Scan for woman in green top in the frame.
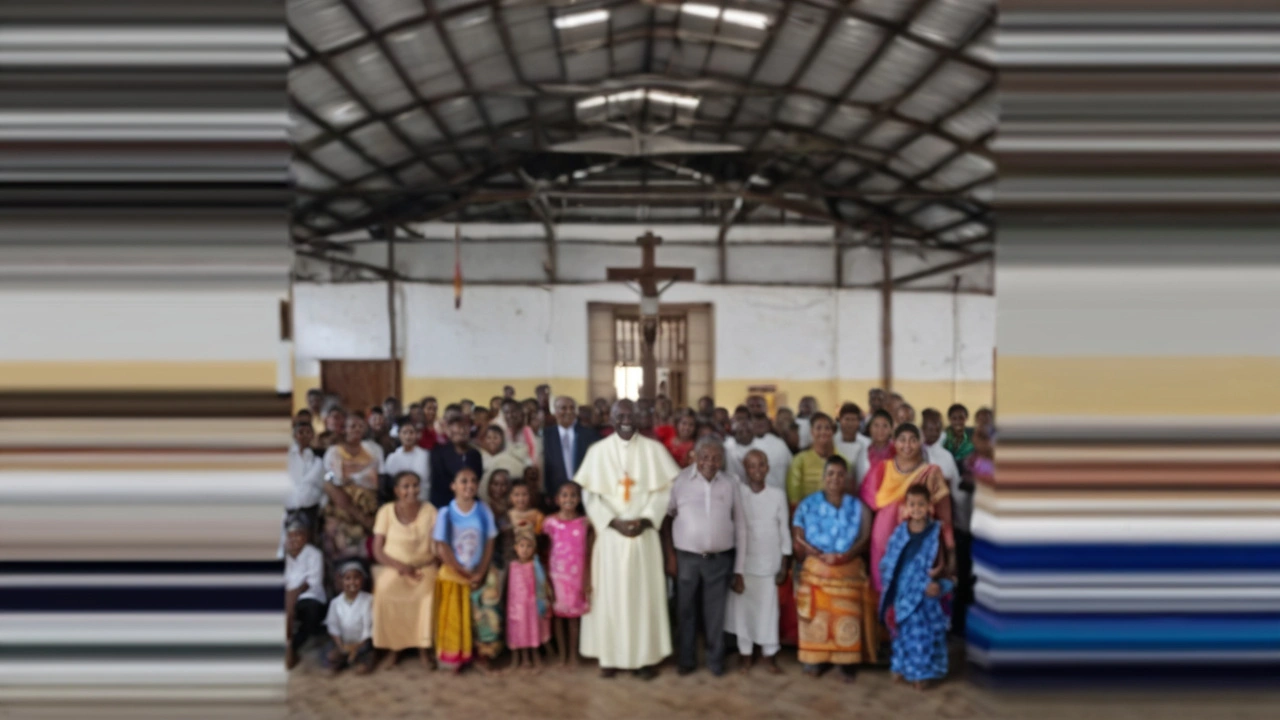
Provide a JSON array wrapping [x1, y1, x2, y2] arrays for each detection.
[[785, 413, 847, 507], [943, 404, 975, 465]]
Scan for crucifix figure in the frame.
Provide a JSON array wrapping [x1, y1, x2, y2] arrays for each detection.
[[606, 231, 695, 401]]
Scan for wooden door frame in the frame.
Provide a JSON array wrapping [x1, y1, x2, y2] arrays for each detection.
[[587, 302, 715, 406], [319, 359, 402, 412]]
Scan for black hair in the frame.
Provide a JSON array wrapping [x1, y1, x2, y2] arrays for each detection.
[[894, 422, 922, 440], [947, 403, 969, 418], [393, 470, 421, 485], [823, 455, 849, 473], [293, 419, 312, 430], [383, 396, 399, 404], [444, 403, 462, 414], [838, 402, 862, 419], [921, 407, 943, 422], [368, 406, 384, 415], [809, 411, 834, 429], [905, 485, 932, 502], [867, 409, 894, 428]]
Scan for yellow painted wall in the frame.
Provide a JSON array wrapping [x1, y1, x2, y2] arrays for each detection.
[[295, 373, 994, 416], [0, 361, 278, 391], [715, 379, 993, 415], [998, 356, 1280, 418]]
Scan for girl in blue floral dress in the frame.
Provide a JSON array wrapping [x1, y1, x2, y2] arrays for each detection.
[[878, 485, 955, 689]]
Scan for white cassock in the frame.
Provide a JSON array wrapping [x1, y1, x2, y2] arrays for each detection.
[[725, 484, 791, 655], [576, 432, 679, 670]]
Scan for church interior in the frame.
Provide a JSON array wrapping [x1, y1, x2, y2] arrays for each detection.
[[1, 0, 1275, 718]]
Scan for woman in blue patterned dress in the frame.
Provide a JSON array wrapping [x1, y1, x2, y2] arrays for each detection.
[[878, 485, 955, 689]]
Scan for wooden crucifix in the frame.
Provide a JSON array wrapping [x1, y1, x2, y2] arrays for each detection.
[[606, 231, 696, 401]]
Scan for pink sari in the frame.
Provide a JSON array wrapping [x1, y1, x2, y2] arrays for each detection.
[[859, 459, 953, 593]]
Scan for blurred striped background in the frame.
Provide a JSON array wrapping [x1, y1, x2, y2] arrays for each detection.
[[975, 0, 1280, 687], [0, 0, 292, 713]]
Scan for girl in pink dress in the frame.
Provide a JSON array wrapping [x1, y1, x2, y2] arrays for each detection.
[[542, 482, 593, 667], [505, 529, 552, 671]]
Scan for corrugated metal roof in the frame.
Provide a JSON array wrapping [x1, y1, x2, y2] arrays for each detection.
[[289, 0, 995, 252]]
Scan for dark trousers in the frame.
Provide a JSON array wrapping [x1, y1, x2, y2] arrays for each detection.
[[291, 598, 327, 653], [953, 529, 974, 635], [321, 638, 374, 671], [676, 549, 734, 672]]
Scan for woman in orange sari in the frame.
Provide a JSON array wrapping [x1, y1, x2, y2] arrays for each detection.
[[859, 423, 953, 594], [791, 455, 875, 682]]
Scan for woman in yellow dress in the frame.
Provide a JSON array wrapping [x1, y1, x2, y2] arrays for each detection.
[[371, 471, 440, 670]]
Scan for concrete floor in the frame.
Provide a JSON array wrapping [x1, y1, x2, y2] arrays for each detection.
[[287, 645, 991, 720], [286, 645, 1280, 720]]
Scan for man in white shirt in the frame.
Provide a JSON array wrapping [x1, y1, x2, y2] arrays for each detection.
[[282, 420, 325, 558], [833, 403, 869, 479], [722, 419, 755, 482], [921, 408, 966, 531], [794, 396, 818, 450], [662, 438, 748, 677], [383, 423, 431, 503], [284, 520, 326, 669], [749, 414, 792, 493]]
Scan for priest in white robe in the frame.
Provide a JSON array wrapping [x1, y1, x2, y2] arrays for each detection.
[[576, 399, 679, 678], [725, 449, 792, 673]]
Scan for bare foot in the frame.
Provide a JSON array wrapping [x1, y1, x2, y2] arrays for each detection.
[[913, 680, 926, 691], [803, 665, 821, 678], [765, 657, 783, 675], [892, 673, 905, 685], [842, 672, 858, 685], [285, 646, 298, 670], [378, 651, 399, 672], [739, 655, 753, 674], [418, 649, 436, 671], [327, 667, 341, 677], [353, 664, 371, 676]]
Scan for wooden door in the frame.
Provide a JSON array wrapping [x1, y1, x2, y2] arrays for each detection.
[[320, 360, 401, 415]]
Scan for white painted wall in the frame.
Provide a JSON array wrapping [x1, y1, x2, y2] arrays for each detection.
[[312, 222, 992, 291], [292, 281, 995, 384], [0, 288, 283, 362]]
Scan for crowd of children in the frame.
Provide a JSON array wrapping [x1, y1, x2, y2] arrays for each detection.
[[284, 386, 993, 687]]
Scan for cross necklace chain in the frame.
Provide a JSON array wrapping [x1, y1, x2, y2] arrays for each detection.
[[616, 436, 636, 504]]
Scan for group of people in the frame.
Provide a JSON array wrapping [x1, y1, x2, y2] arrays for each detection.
[[284, 384, 994, 689]]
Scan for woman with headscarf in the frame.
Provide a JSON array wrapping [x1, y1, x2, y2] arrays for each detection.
[[858, 423, 953, 594]]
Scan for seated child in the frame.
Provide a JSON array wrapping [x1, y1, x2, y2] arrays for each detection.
[[432, 467, 499, 673], [505, 529, 552, 672], [879, 485, 955, 689], [323, 561, 374, 675], [284, 520, 327, 669]]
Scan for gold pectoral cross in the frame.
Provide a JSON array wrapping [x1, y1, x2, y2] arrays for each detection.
[[619, 474, 636, 504]]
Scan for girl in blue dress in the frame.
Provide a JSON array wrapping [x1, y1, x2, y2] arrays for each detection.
[[878, 485, 955, 689]]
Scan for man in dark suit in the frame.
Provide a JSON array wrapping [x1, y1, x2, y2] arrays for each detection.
[[542, 395, 600, 511]]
